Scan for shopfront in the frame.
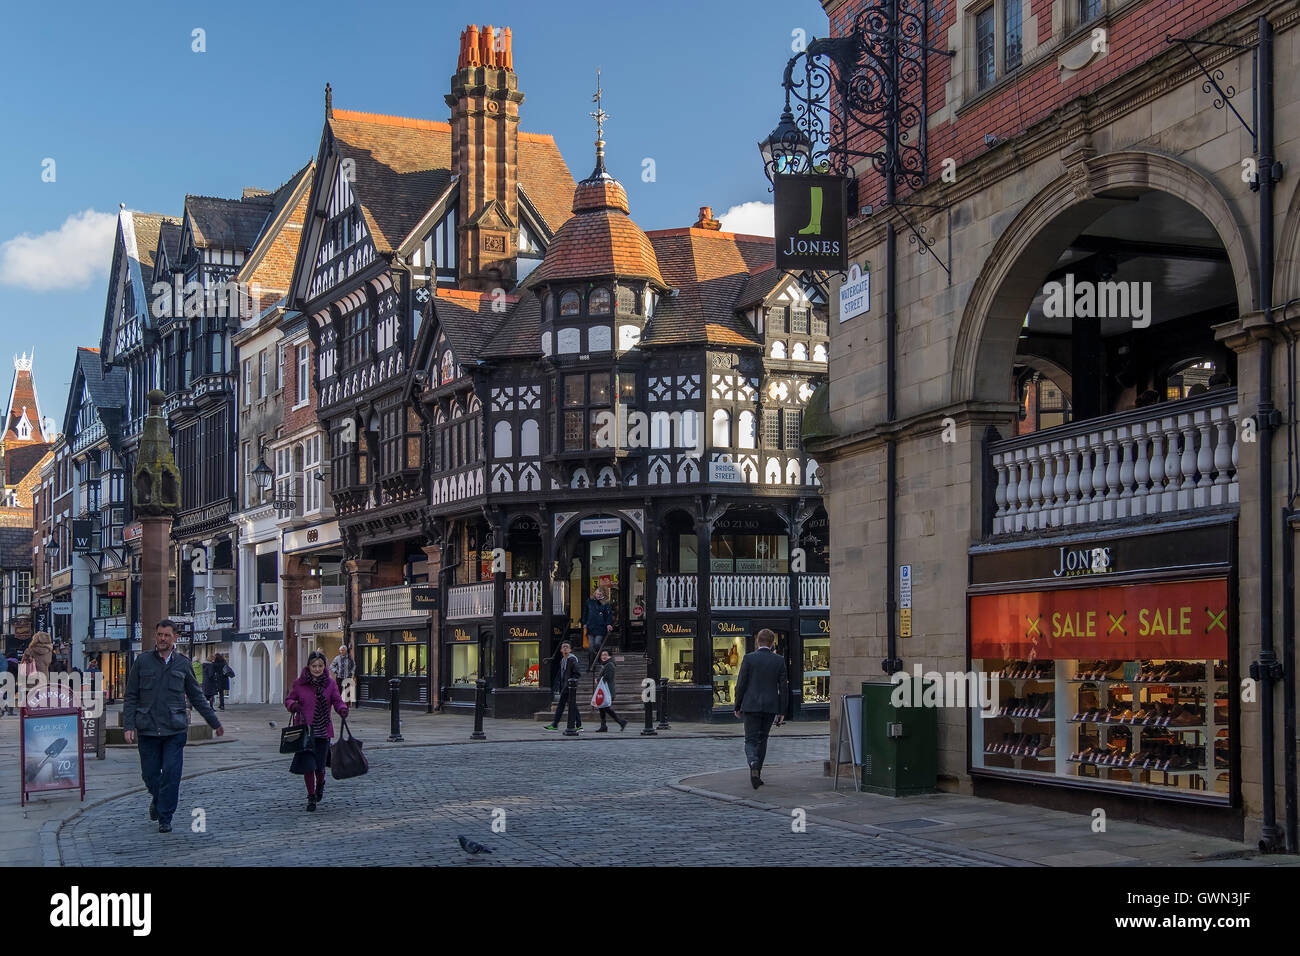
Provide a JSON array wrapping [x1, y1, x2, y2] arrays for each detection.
[[798, 616, 831, 716], [355, 627, 431, 707], [83, 638, 127, 702], [228, 630, 283, 704], [967, 520, 1239, 836]]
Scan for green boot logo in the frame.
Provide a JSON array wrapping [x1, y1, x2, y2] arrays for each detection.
[[798, 185, 824, 235]]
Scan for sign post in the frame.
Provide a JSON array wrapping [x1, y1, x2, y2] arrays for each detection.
[[838, 262, 871, 322], [899, 565, 912, 638]]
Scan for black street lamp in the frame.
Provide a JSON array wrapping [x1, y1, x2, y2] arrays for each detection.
[[253, 457, 273, 493]]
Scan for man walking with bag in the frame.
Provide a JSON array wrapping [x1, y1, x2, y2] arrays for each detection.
[[330, 644, 355, 693], [733, 628, 789, 789], [124, 619, 224, 832]]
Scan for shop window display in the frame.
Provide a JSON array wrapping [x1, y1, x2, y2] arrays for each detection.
[[660, 638, 693, 682], [508, 642, 540, 686], [359, 645, 386, 677], [449, 644, 477, 686], [712, 635, 744, 706], [973, 656, 1231, 797], [396, 643, 427, 677], [802, 637, 830, 704]]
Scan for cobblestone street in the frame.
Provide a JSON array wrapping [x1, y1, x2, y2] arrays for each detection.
[[54, 733, 992, 867]]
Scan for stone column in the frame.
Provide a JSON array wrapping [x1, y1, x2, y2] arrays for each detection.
[[139, 516, 173, 653], [280, 555, 314, 693]]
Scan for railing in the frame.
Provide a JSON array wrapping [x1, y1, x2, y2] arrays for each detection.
[[359, 585, 418, 621], [712, 574, 789, 611], [990, 391, 1239, 535], [657, 574, 698, 612], [447, 582, 493, 620], [248, 602, 280, 629], [301, 586, 346, 614], [798, 574, 831, 609], [504, 580, 541, 615]]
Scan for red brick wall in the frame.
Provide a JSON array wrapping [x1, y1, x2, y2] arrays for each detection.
[[826, 0, 1252, 205]]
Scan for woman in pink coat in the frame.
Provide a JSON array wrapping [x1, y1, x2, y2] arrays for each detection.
[[284, 650, 348, 811]]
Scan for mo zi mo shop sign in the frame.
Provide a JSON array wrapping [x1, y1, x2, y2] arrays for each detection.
[[774, 174, 848, 270]]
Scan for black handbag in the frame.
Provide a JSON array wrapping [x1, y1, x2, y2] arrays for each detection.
[[279, 715, 313, 754], [330, 717, 368, 780]]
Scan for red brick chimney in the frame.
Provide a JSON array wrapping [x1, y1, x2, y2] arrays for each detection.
[[446, 24, 522, 291], [695, 205, 721, 230]]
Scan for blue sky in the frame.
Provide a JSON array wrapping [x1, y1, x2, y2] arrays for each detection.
[[0, 0, 819, 417]]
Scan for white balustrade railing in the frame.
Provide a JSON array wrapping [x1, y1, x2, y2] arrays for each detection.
[[990, 392, 1239, 535], [446, 582, 493, 620], [712, 574, 790, 611], [798, 574, 830, 609], [248, 602, 281, 629], [504, 580, 542, 615], [301, 586, 346, 614], [657, 575, 698, 612], [359, 585, 416, 621]]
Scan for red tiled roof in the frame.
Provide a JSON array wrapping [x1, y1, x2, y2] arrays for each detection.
[[525, 176, 663, 286]]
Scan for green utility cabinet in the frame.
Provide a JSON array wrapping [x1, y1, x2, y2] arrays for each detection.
[[860, 680, 938, 795]]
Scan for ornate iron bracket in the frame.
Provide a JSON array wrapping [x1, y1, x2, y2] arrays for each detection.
[[886, 200, 951, 282], [1165, 34, 1257, 146]]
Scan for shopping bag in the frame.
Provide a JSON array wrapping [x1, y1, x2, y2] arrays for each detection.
[[590, 679, 611, 709], [330, 717, 369, 780], [279, 716, 313, 754]]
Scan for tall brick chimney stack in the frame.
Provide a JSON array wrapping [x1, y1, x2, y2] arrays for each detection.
[[695, 206, 722, 230], [446, 24, 521, 292]]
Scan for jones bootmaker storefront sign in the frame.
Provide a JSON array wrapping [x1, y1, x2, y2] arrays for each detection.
[[774, 174, 848, 270]]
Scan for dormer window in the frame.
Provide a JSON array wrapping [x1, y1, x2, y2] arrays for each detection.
[[560, 291, 581, 316], [16, 414, 31, 441], [616, 287, 636, 314], [589, 288, 611, 315]]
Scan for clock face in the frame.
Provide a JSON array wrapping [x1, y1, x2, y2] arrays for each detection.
[[768, 381, 789, 402], [798, 382, 814, 402]]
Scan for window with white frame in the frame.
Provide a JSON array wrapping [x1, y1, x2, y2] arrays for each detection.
[[303, 435, 322, 513], [297, 345, 310, 405], [277, 343, 286, 391], [275, 445, 298, 509], [243, 359, 252, 405], [259, 350, 268, 398]]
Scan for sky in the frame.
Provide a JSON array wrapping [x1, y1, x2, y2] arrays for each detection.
[[0, 0, 819, 422]]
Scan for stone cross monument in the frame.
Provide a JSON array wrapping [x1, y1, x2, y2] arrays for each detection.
[[131, 389, 181, 653]]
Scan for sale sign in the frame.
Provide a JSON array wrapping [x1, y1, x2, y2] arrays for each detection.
[[970, 578, 1228, 661]]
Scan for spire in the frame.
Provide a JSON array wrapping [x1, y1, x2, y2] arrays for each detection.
[[587, 68, 610, 181], [325, 83, 333, 119]]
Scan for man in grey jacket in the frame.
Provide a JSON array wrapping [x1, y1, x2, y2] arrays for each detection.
[[733, 629, 789, 789], [124, 619, 224, 832]]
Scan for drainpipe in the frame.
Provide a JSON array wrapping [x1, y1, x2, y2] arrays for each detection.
[[1253, 15, 1283, 853], [881, 0, 902, 677], [1279, 295, 1300, 852]]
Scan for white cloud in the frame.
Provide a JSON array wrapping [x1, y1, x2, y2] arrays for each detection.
[[0, 209, 117, 292], [717, 201, 774, 237]]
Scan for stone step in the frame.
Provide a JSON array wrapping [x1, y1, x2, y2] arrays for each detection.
[[533, 654, 648, 721]]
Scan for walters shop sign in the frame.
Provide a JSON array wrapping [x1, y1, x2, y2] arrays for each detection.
[[774, 174, 848, 270]]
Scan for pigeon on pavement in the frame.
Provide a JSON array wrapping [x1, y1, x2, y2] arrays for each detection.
[[458, 835, 494, 855]]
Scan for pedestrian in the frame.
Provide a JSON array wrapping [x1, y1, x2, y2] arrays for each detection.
[[123, 619, 224, 833], [203, 654, 231, 709], [2, 656, 17, 716], [733, 628, 790, 790], [544, 641, 584, 731], [24, 632, 53, 676], [593, 648, 627, 732], [583, 586, 614, 667], [330, 644, 355, 690], [214, 653, 232, 709], [284, 650, 348, 812]]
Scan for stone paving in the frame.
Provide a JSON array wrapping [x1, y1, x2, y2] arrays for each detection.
[[54, 734, 993, 867]]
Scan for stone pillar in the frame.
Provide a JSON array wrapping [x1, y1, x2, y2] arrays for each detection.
[[695, 505, 712, 687], [343, 558, 377, 642], [280, 555, 314, 693], [643, 498, 659, 679], [139, 517, 173, 653]]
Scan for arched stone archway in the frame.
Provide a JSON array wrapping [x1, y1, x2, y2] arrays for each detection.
[[952, 151, 1256, 406]]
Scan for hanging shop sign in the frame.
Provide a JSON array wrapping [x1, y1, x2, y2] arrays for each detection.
[[838, 262, 871, 321], [506, 624, 541, 640], [410, 585, 440, 610], [71, 520, 94, 552], [969, 578, 1228, 661], [579, 517, 621, 537], [774, 173, 848, 270]]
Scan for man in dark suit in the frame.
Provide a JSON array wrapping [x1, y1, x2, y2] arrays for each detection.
[[733, 628, 789, 789]]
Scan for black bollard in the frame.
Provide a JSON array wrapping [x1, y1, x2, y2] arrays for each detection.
[[387, 677, 404, 742], [656, 677, 671, 730], [641, 686, 657, 736], [471, 678, 487, 740], [563, 676, 580, 736]]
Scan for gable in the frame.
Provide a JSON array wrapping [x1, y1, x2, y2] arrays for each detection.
[[306, 162, 377, 303]]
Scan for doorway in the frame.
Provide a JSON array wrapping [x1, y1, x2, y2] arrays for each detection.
[[564, 525, 647, 654]]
